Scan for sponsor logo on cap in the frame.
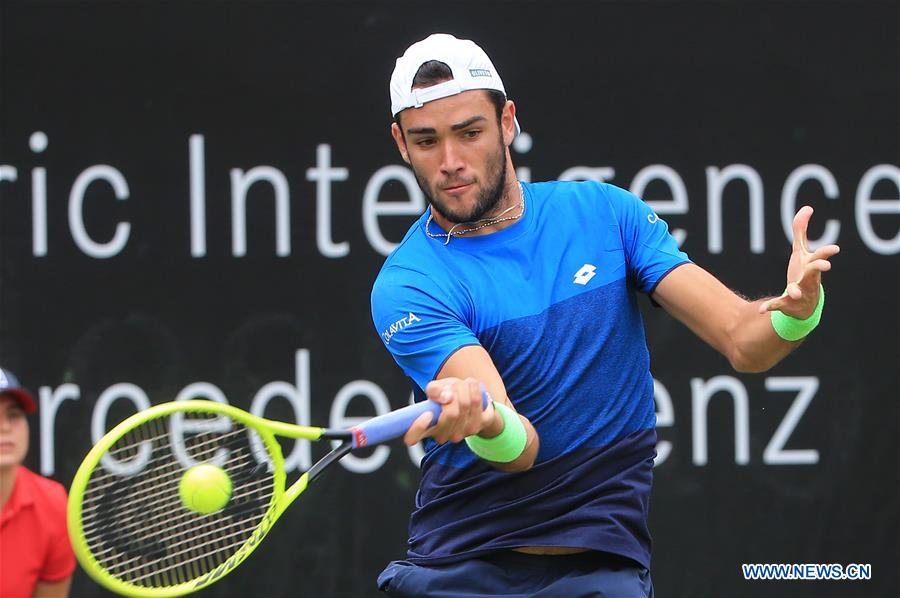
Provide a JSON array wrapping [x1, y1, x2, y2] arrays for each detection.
[[469, 68, 492, 78]]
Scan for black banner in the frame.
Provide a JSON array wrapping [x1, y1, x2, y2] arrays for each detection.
[[1, 1, 897, 596]]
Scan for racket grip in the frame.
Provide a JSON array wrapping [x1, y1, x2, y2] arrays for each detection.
[[350, 387, 490, 448]]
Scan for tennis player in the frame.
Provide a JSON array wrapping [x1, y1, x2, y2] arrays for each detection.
[[371, 34, 839, 597]]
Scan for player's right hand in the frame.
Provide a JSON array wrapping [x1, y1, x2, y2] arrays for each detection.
[[403, 377, 497, 446]]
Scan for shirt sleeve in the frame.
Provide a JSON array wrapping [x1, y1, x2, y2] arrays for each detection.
[[371, 265, 480, 390], [603, 183, 691, 294], [41, 483, 76, 581]]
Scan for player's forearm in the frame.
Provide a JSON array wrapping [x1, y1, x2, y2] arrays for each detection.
[[725, 297, 800, 373], [430, 347, 540, 471], [654, 265, 806, 373], [478, 411, 539, 472]]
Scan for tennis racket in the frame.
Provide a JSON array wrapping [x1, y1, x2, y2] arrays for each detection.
[[67, 394, 487, 597]]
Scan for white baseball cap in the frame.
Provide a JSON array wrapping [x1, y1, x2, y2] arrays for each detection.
[[389, 33, 521, 136]]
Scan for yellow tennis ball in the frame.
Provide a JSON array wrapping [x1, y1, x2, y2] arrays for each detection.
[[179, 464, 232, 515]]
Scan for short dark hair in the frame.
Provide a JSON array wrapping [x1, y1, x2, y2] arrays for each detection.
[[395, 60, 506, 129]]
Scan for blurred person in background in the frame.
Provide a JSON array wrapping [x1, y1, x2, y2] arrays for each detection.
[[0, 367, 75, 598]]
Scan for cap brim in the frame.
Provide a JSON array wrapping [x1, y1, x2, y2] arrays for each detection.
[[2, 388, 36, 413]]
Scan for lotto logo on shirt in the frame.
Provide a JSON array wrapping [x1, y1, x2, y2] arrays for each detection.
[[381, 312, 421, 344], [573, 264, 598, 285]]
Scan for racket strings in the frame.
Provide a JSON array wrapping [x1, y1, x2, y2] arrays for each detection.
[[81, 458, 272, 555], [80, 437, 262, 539], [79, 413, 277, 588], [102, 516, 276, 582], [81, 425, 249, 494]]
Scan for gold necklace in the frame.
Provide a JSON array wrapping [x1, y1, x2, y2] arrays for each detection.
[[425, 183, 526, 245]]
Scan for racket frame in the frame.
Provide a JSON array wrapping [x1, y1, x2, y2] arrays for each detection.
[[67, 400, 346, 597], [68, 393, 485, 596]]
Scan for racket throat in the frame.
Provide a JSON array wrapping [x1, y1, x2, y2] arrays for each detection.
[[307, 442, 353, 482]]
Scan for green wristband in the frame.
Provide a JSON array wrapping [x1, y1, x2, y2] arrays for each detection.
[[770, 284, 825, 341], [464, 401, 527, 463]]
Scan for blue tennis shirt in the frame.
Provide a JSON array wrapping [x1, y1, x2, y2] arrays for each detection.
[[371, 180, 690, 569]]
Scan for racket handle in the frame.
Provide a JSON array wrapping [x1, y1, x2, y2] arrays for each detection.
[[350, 387, 490, 448]]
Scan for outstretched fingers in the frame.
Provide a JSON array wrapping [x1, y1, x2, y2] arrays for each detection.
[[791, 206, 815, 253], [811, 243, 841, 260], [808, 259, 833, 273], [762, 208, 839, 316], [794, 245, 840, 286]]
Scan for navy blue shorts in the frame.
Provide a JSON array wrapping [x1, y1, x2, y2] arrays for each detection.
[[377, 551, 653, 598]]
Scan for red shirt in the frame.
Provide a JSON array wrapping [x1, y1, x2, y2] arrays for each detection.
[[0, 466, 75, 598]]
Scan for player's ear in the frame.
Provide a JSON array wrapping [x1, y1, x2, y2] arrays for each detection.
[[501, 100, 516, 147], [391, 122, 411, 164]]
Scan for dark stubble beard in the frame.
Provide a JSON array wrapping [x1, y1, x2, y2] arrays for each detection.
[[412, 134, 509, 225]]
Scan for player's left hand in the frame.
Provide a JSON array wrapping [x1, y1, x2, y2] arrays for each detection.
[[759, 205, 840, 318]]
